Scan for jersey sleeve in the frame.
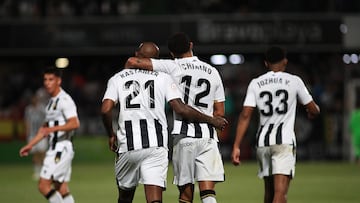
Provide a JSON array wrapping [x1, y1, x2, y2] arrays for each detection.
[[243, 80, 257, 107], [296, 76, 313, 105], [151, 59, 176, 74], [214, 71, 226, 103], [102, 76, 118, 103], [61, 96, 78, 119], [162, 74, 182, 102]]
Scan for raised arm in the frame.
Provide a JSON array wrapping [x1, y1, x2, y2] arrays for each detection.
[[231, 106, 254, 166], [169, 98, 228, 130], [125, 57, 154, 70]]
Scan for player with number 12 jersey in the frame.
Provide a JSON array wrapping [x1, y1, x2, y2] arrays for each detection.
[[151, 57, 225, 141]]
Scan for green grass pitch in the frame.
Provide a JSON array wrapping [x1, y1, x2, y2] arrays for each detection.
[[1, 136, 360, 203]]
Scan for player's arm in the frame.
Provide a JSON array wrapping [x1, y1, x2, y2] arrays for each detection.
[[43, 117, 80, 135], [101, 99, 117, 152], [305, 100, 320, 119], [169, 98, 228, 130], [125, 57, 153, 70], [213, 101, 225, 117], [231, 106, 254, 166], [19, 123, 47, 157], [213, 101, 226, 137]]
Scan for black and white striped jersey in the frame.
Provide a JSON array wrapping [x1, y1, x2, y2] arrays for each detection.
[[103, 69, 182, 153], [151, 56, 225, 141], [243, 71, 314, 147], [45, 89, 78, 149]]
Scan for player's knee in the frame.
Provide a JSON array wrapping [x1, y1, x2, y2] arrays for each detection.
[[151, 201, 162, 203], [38, 183, 50, 195], [200, 189, 216, 199]]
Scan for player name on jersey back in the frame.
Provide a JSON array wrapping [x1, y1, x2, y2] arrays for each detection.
[[119, 69, 159, 78]]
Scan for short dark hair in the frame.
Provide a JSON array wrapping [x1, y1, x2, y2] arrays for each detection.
[[265, 46, 286, 64], [167, 32, 191, 57], [43, 67, 63, 78]]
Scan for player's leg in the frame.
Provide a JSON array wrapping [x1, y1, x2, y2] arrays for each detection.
[[144, 185, 163, 203], [270, 144, 295, 203], [54, 181, 74, 203], [263, 176, 274, 203], [178, 184, 194, 203], [141, 147, 168, 203], [118, 187, 136, 203], [256, 147, 272, 203], [38, 178, 62, 203], [172, 137, 196, 203], [272, 174, 291, 203], [353, 132, 360, 164], [196, 138, 224, 203], [198, 181, 216, 203]]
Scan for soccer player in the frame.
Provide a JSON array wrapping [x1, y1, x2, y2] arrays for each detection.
[[350, 105, 360, 164], [126, 33, 226, 203], [231, 46, 320, 203], [24, 93, 48, 180], [101, 42, 227, 203], [20, 67, 80, 203]]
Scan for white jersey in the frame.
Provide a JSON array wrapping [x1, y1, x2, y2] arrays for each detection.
[[151, 56, 225, 141], [45, 89, 78, 150], [243, 71, 313, 147], [103, 69, 182, 153]]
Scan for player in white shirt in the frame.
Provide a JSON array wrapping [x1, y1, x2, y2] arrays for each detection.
[[126, 33, 226, 203], [231, 46, 320, 203], [101, 42, 227, 203], [20, 67, 80, 203]]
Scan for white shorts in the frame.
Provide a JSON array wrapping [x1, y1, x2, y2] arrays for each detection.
[[256, 144, 296, 179], [40, 141, 74, 182], [172, 137, 224, 186], [115, 147, 168, 190]]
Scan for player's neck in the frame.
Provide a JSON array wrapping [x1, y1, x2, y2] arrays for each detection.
[[176, 51, 193, 59], [270, 66, 285, 72], [50, 87, 61, 97]]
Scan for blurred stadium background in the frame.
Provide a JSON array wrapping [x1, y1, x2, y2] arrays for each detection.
[[1, 1, 360, 202]]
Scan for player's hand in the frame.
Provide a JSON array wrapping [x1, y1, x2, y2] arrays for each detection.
[[212, 116, 228, 130], [231, 147, 241, 166], [108, 135, 118, 152], [19, 145, 32, 157]]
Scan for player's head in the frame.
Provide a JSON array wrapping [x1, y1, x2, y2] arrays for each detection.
[[167, 32, 193, 58], [43, 66, 63, 78], [264, 46, 288, 70], [43, 67, 62, 96], [135, 42, 160, 58]]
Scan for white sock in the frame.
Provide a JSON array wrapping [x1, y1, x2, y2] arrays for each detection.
[[48, 191, 63, 203], [63, 194, 75, 203], [202, 196, 217, 203]]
